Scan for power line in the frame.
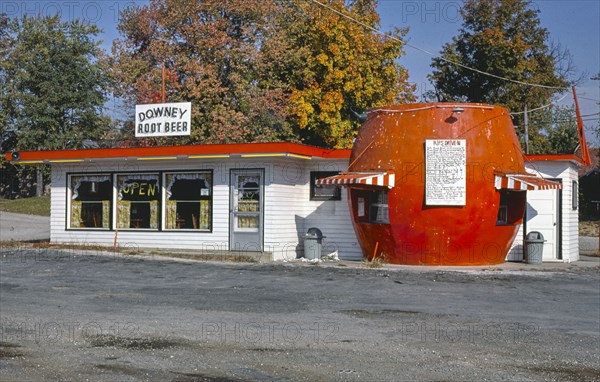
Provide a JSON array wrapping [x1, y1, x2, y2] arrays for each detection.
[[305, 0, 570, 91], [509, 93, 570, 116], [581, 112, 600, 118]]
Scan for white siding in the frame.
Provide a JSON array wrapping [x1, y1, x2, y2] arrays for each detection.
[[50, 157, 362, 261], [52, 160, 232, 252], [301, 160, 361, 261], [508, 160, 580, 262], [263, 159, 362, 261]]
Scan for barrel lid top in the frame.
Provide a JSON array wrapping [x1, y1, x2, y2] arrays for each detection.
[[367, 102, 503, 113]]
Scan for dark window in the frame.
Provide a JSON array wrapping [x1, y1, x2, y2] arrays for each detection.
[[130, 202, 151, 228], [572, 181, 578, 210], [369, 189, 389, 224], [310, 171, 342, 201], [69, 175, 112, 229], [165, 172, 212, 230], [496, 190, 526, 226], [116, 174, 160, 230], [351, 188, 390, 224]]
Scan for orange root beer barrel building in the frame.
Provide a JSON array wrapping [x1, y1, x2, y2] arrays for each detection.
[[317, 103, 561, 265]]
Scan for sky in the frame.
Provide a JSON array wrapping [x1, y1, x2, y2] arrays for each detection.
[[377, 0, 600, 144], [2, 0, 599, 145]]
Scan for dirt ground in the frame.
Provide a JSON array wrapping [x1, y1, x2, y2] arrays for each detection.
[[0, 248, 599, 382]]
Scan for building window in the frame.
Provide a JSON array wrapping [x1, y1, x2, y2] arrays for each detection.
[[69, 175, 112, 229], [369, 189, 389, 224], [496, 190, 526, 226], [351, 188, 390, 224], [116, 174, 160, 230], [496, 206, 508, 225], [572, 180, 578, 210], [234, 175, 261, 231], [164, 171, 212, 231], [310, 171, 342, 201]]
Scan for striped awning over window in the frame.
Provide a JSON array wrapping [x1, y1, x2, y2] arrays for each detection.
[[315, 171, 395, 188], [494, 172, 562, 191]]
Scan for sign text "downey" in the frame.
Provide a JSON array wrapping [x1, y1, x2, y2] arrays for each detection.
[[135, 102, 192, 137]]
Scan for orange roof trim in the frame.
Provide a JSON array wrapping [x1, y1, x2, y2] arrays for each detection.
[[524, 154, 585, 165], [6, 142, 352, 163]]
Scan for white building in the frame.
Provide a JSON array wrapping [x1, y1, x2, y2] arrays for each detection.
[[9, 143, 361, 261], [507, 154, 584, 263], [7, 145, 584, 263]]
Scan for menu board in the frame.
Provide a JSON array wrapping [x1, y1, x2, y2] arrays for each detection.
[[425, 139, 466, 206]]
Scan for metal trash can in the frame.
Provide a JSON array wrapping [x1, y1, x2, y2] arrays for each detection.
[[303, 227, 325, 260], [525, 231, 545, 264]]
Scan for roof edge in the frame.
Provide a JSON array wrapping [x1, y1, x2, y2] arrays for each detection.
[[524, 154, 585, 166], [5, 142, 352, 162]]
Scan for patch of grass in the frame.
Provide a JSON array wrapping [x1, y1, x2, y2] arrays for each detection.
[[0, 342, 24, 359], [86, 334, 184, 350], [580, 220, 599, 237], [141, 251, 259, 263], [364, 252, 389, 268], [0, 196, 50, 216]]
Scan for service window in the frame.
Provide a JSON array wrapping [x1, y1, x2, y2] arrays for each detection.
[[164, 171, 212, 231], [496, 190, 526, 226], [369, 189, 390, 224], [352, 188, 390, 224], [116, 174, 160, 230], [69, 175, 112, 229]]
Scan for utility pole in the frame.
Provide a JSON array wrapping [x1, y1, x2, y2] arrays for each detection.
[[161, 62, 166, 103], [524, 105, 529, 154], [36, 166, 43, 196]]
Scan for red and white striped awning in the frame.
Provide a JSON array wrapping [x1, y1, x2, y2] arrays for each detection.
[[316, 171, 395, 188], [494, 173, 562, 191]]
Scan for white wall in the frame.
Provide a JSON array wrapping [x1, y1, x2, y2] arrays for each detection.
[[50, 157, 362, 261], [507, 160, 580, 262]]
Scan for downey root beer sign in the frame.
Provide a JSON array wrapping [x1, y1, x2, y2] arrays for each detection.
[[135, 102, 192, 137]]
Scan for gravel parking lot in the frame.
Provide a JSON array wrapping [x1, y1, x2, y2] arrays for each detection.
[[0, 248, 599, 382]]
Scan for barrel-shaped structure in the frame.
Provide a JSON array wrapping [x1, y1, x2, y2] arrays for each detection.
[[348, 103, 526, 265]]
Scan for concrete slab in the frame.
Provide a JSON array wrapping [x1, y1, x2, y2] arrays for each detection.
[[0, 211, 50, 242]]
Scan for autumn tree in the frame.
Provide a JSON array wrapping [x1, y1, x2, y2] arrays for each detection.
[[429, 0, 571, 152], [111, 0, 295, 145], [274, 0, 414, 148], [111, 0, 414, 148]]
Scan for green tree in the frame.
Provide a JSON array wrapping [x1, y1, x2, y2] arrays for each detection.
[[0, 15, 111, 197], [528, 105, 579, 154], [429, 0, 571, 152], [111, 0, 414, 148], [0, 14, 9, 133], [1, 15, 111, 151]]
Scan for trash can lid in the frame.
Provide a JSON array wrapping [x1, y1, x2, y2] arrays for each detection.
[[306, 227, 324, 238], [526, 231, 544, 240]]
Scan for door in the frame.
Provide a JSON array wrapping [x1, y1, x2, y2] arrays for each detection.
[[526, 182, 561, 260], [230, 169, 264, 252]]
